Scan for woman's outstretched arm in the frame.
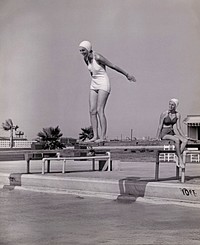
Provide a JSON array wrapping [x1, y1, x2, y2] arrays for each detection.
[[95, 53, 136, 82]]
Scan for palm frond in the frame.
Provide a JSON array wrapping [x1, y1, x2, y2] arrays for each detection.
[[36, 126, 64, 149], [79, 126, 93, 141], [2, 119, 15, 131], [7, 119, 13, 127], [2, 123, 11, 131]]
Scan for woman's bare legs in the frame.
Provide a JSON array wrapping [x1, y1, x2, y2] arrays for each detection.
[[89, 90, 99, 141], [96, 90, 109, 142], [89, 89, 109, 142], [179, 136, 188, 153], [162, 134, 185, 168]]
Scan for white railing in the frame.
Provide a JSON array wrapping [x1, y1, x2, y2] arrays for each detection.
[[159, 145, 200, 163], [0, 140, 10, 148], [159, 145, 176, 162], [186, 148, 200, 163], [0, 140, 36, 149], [14, 140, 36, 148]]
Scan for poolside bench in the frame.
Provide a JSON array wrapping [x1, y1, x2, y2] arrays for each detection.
[[155, 147, 200, 183], [42, 152, 111, 174]]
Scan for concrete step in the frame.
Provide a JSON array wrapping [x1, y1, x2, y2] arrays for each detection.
[[7, 174, 200, 205], [144, 182, 200, 204], [0, 173, 10, 186]]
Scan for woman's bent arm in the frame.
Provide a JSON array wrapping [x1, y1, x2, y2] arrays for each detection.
[[156, 112, 164, 139]]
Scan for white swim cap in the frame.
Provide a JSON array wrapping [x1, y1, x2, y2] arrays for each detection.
[[79, 40, 92, 52], [170, 98, 179, 108]]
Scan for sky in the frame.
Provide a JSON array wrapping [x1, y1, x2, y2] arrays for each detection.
[[0, 0, 200, 140]]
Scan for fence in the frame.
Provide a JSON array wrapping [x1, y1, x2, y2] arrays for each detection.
[[0, 140, 35, 149], [159, 145, 176, 162], [159, 145, 200, 163], [186, 148, 200, 163]]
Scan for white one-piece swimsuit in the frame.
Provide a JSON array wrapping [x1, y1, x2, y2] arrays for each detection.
[[87, 54, 111, 93]]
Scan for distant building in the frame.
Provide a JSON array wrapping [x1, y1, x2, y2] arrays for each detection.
[[183, 115, 200, 140], [60, 137, 77, 146], [0, 137, 35, 149]]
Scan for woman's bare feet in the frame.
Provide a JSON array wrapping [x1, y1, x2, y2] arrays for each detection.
[[175, 155, 185, 168], [94, 139, 106, 143], [179, 157, 185, 169], [84, 138, 99, 143]]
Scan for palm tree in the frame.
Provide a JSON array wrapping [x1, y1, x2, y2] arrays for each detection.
[[2, 119, 18, 148], [36, 126, 65, 149], [79, 126, 94, 142]]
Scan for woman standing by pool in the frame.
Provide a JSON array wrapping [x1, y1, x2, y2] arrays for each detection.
[[79, 40, 136, 143]]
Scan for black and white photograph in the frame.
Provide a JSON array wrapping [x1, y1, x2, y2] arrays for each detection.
[[0, 0, 200, 244]]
